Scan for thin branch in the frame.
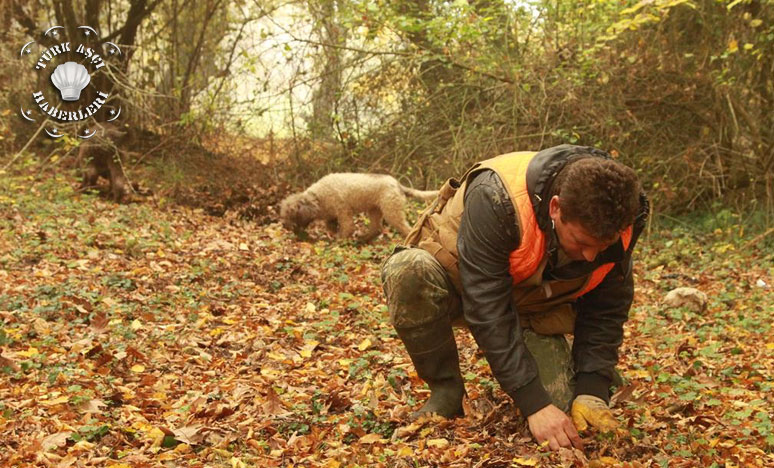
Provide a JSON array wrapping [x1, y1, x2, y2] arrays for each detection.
[[4, 119, 50, 171]]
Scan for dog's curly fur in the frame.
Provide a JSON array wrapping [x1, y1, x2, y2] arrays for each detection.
[[280, 173, 438, 242]]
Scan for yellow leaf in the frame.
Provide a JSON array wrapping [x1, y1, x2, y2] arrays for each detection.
[[766, 343, 774, 350], [750, 19, 763, 27], [625, 369, 650, 379], [130, 319, 142, 331], [513, 457, 539, 466], [71, 439, 95, 451], [299, 340, 318, 359], [743, 43, 754, 50], [728, 39, 739, 53], [148, 427, 165, 446], [359, 433, 384, 444], [396, 446, 413, 457], [131, 364, 145, 373], [231, 457, 247, 468], [588, 457, 621, 467], [358, 338, 372, 351], [42, 396, 70, 406], [17, 347, 39, 358], [427, 438, 449, 448]]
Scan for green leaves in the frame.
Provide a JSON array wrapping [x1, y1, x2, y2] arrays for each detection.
[[70, 424, 110, 442]]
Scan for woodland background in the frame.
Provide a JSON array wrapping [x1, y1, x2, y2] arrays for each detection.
[[1, 0, 773, 467]]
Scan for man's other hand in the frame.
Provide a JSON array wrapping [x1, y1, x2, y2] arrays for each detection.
[[527, 404, 584, 450], [571, 394, 618, 432]]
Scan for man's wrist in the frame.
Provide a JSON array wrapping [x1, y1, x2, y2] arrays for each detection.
[[511, 377, 553, 417], [575, 372, 611, 403]]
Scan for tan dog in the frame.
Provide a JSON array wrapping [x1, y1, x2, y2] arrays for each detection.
[[280, 173, 438, 242]]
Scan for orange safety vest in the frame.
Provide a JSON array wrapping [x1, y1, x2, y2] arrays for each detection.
[[483, 152, 633, 297], [406, 151, 632, 298]]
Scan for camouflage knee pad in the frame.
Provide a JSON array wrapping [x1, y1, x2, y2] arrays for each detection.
[[381, 248, 458, 329], [523, 329, 575, 412]]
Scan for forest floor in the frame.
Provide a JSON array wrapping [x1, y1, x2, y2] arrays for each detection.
[[1, 164, 773, 467]]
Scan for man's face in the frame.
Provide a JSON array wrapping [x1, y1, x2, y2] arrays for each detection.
[[549, 196, 618, 262]]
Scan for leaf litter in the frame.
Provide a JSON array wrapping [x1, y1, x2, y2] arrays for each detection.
[[0, 174, 773, 466]]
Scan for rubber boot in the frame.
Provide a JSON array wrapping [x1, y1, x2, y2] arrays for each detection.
[[396, 323, 465, 419]]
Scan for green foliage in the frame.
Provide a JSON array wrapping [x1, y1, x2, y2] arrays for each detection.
[[284, 0, 774, 217], [70, 424, 110, 442]]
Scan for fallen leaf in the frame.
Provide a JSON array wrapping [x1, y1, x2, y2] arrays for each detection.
[[357, 338, 372, 351], [89, 313, 108, 332], [393, 421, 424, 440], [173, 425, 204, 445], [589, 457, 621, 467], [41, 431, 72, 450], [427, 438, 449, 448], [261, 387, 290, 416], [42, 396, 70, 406], [16, 346, 39, 358], [396, 446, 413, 457], [0, 352, 19, 371], [78, 398, 107, 413], [359, 433, 384, 444], [299, 339, 319, 358], [513, 456, 539, 466]]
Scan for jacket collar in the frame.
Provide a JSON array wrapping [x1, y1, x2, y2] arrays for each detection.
[[524, 145, 649, 272]]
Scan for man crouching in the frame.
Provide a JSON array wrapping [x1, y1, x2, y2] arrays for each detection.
[[380, 145, 648, 450]]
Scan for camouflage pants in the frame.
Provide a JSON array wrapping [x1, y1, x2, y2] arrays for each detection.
[[381, 247, 575, 411]]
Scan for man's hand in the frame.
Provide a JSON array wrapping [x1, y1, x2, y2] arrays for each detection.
[[571, 394, 618, 432], [527, 404, 584, 450]]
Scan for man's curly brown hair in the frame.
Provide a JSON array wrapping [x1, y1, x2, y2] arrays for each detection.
[[553, 156, 641, 241]]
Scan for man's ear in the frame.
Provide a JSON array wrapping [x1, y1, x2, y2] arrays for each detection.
[[549, 195, 561, 221]]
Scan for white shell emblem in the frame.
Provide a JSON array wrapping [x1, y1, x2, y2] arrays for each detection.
[[51, 61, 90, 101]]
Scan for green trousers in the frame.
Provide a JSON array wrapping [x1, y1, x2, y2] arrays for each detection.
[[381, 247, 575, 411]]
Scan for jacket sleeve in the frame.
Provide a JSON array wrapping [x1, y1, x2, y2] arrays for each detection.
[[457, 171, 553, 417], [572, 257, 634, 403]]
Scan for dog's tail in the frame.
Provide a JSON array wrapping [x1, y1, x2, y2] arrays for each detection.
[[400, 184, 439, 202]]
